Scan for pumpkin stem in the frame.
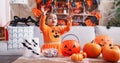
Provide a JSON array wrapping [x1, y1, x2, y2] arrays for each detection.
[[91, 40, 94, 43]]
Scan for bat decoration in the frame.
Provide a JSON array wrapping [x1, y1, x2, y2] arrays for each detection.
[[32, 51, 39, 55], [32, 39, 38, 45], [22, 43, 32, 50], [25, 39, 31, 45], [22, 39, 40, 56]]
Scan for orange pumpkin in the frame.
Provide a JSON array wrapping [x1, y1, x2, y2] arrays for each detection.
[[80, 51, 87, 58], [83, 41, 101, 58], [71, 53, 83, 61], [102, 44, 120, 62], [61, 40, 80, 56], [94, 35, 113, 46]]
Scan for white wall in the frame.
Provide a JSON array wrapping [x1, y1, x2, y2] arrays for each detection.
[[0, 0, 10, 27]]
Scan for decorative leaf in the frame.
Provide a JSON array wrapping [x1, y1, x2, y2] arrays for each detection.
[[116, 8, 120, 13], [116, 0, 120, 6]]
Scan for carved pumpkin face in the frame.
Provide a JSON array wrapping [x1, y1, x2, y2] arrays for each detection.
[[50, 28, 60, 40], [94, 35, 113, 46], [61, 40, 80, 56]]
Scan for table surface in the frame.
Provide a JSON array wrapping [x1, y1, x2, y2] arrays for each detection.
[[0, 55, 120, 63]]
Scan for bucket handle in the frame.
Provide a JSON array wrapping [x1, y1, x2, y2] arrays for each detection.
[[62, 34, 79, 43]]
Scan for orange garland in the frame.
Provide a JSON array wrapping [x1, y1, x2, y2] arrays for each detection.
[[32, 7, 42, 18]]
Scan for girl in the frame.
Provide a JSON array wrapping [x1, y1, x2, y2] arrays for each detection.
[[40, 6, 72, 55]]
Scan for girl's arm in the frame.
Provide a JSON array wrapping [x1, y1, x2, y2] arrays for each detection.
[[39, 6, 49, 31], [39, 14, 47, 31], [59, 17, 72, 35]]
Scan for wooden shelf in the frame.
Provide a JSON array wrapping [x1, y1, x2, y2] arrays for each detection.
[[0, 27, 6, 41]]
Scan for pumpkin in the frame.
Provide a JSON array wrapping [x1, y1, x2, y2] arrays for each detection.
[[83, 41, 101, 58], [102, 44, 120, 62], [94, 35, 113, 46], [61, 40, 80, 56], [71, 53, 83, 61], [80, 51, 87, 58]]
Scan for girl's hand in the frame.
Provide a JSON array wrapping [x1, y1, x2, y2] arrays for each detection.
[[41, 6, 49, 15], [67, 12, 73, 23]]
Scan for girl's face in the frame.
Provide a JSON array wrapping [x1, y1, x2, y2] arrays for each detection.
[[47, 14, 58, 26]]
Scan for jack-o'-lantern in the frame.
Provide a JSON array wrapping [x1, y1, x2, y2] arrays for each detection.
[[102, 44, 120, 62], [94, 35, 113, 46], [83, 40, 101, 58], [61, 40, 80, 56]]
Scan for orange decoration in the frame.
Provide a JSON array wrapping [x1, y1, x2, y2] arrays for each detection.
[[94, 35, 113, 46], [71, 53, 83, 61], [102, 44, 120, 62], [80, 51, 87, 58], [85, 19, 96, 26], [58, 9, 63, 13], [72, 22, 80, 26], [61, 40, 81, 56], [58, 19, 66, 25], [46, 0, 53, 8], [32, 7, 42, 17], [90, 11, 102, 20], [68, 2, 72, 8], [35, 0, 42, 3], [87, 0, 93, 7], [75, 2, 82, 9], [83, 41, 101, 58]]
